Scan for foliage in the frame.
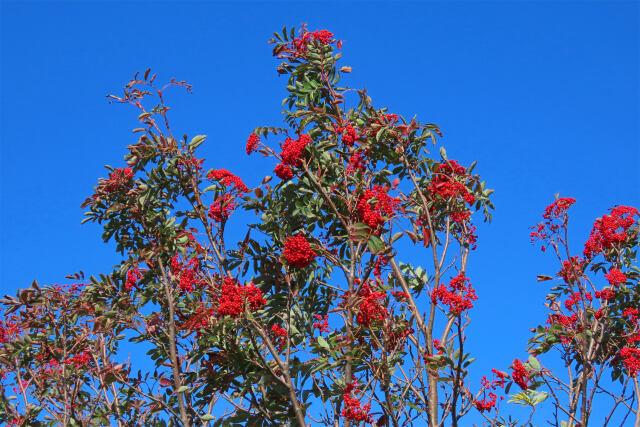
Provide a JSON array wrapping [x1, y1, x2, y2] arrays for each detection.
[[0, 26, 638, 427]]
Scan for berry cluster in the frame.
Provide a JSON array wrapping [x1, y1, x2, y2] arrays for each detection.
[[274, 134, 312, 180], [341, 378, 372, 423], [431, 274, 477, 316], [357, 185, 398, 230], [584, 206, 639, 259], [217, 278, 266, 318], [283, 235, 316, 268], [104, 168, 134, 193]]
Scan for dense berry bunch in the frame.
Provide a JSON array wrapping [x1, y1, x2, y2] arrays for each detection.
[[595, 288, 615, 301], [347, 150, 367, 173], [619, 348, 640, 377], [357, 185, 398, 230], [66, 352, 92, 369], [291, 29, 334, 54], [104, 168, 134, 193], [354, 282, 388, 327], [334, 122, 359, 146], [125, 267, 143, 291], [207, 169, 248, 222], [431, 274, 478, 315], [281, 134, 311, 166], [246, 133, 260, 155], [428, 161, 475, 205], [274, 163, 294, 180], [511, 359, 530, 390], [273, 134, 312, 180], [341, 378, 372, 423], [270, 324, 288, 352], [208, 193, 236, 222], [542, 197, 576, 220], [583, 206, 639, 259], [282, 235, 316, 268], [171, 255, 204, 293], [207, 169, 249, 194], [217, 278, 266, 318], [605, 268, 627, 287]]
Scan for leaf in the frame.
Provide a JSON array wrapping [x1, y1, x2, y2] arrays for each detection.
[[202, 414, 215, 421], [405, 230, 418, 243], [527, 355, 541, 371], [508, 391, 533, 406], [177, 385, 189, 393], [188, 135, 207, 150], [391, 231, 404, 244], [532, 391, 549, 405], [350, 222, 372, 242], [367, 234, 385, 254], [316, 336, 331, 351], [537, 275, 553, 281], [439, 146, 447, 161]]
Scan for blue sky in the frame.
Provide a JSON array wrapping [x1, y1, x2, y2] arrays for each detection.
[[1, 1, 639, 422]]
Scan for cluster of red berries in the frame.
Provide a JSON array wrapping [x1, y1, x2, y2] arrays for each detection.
[[207, 169, 249, 194], [207, 169, 249, 222], [291, 29, 334, 54], [270, 324, 288, 352], [341, 378, 372, 423], [217, 278, 266, 318], [313, 314, 330, 333], [428, 161, 475, 206], [208, 193, 236, 223], [171, 255, 204, 293], [125, 267, 143, 291], [431, 274, 477, 316], [584, 206, 639, 259], [246, 133, 260, 155], [274, 134, 312, 181], [283, 235, 316, 268], [354, 281, 388, 327], [357, 185, 398, 230], [334, 122, 359, 146], [104, 168, 134, 193], [511, 359, 530, 390], [474, 369, 507, 413]]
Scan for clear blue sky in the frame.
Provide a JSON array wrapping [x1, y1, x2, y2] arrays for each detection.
[[1, 1, 639, 422]]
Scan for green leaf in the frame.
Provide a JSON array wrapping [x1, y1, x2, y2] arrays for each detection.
[[439, 146, 448, 161], [316, 336, 330, 351], [527, 355, 541, 371], [177, 385, 189, 393], [202, 414, 215, 421], [508, 391, 534, 406], [532, 391, 549, 405], [367, 234, 385, 254], [188, 135, 207, 150]]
